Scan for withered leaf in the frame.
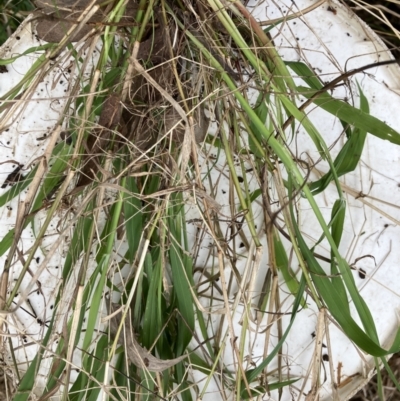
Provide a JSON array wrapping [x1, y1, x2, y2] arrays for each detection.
[[34, 0, 137, 43], [35, 0, 100, 11], [108, 303, 187, 372]]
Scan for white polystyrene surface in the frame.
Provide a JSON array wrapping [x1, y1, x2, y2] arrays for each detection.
[[0, 1, 400, 400]]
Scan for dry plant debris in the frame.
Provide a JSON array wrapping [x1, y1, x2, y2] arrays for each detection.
[[0, 0, 400, 400]]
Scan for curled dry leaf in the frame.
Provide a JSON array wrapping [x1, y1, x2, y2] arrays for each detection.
[[108, 303, 187, 372]]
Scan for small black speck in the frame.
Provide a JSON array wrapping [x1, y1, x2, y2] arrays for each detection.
[[384, 224, 389, 228], [296, 37, 300, 41], [239, 242, 245, 248], [238, 176, 244, 183], [0, 65, 8, 73], [222, 189, 226, 194], [293, 21, 296, 25], [16, 36, 20, 40], [322, 354, 329, 362], [55, 266, 59, 269], [358, 268, 366, 279], [311, 332, 316, 338], [346, 32, 351, 37], [60, 80, 64, 84], [327, 6, 337, 14], [36, 257, 40, 263], [50, 305, 54, 309]]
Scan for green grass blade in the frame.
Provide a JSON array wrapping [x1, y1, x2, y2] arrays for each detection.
[[297, 85, 400, 145], [285, 61, 324, 90], [241, 379, 299, 399], [62, 205, 95, 280], [82, 255, 109, 351], [244, 275, 306, 383], [273, 229, 306, 307], [329, 199, 349, 314], [12, 304, 58, 401], [123, 177, 143, 264], [167, 199, 195, 353], [142, 255, 163, 349], [310, 82, 369, 194], [288, 193, 387, 355]]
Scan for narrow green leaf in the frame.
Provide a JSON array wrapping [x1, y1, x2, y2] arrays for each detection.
[[142, 256, 162, 349], [0, 44, 54, 65], [297, 86, 400, 145], [123, 177, 143, 264], [241, 379, 299, 399], [82, 255, 109, 351], [381, 357, 400, 392], [310, 83, 369, 194], [62, 208, 94, 280], [309, 126, 367, 194], [279, 94, 325, 156], [273, 229, 306, 307], [245, 275, 306, 383], [286, 61, 324, 90], [248, 93, 269, 158], [13, 303, 58, 401], [291, 211, 386, 355], [329, 199, 349, 314], [168, 197, 194, 354]]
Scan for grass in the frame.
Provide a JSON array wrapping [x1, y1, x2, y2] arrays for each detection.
[[0, 0, 34, 46], [0, 0, 400, 400]]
